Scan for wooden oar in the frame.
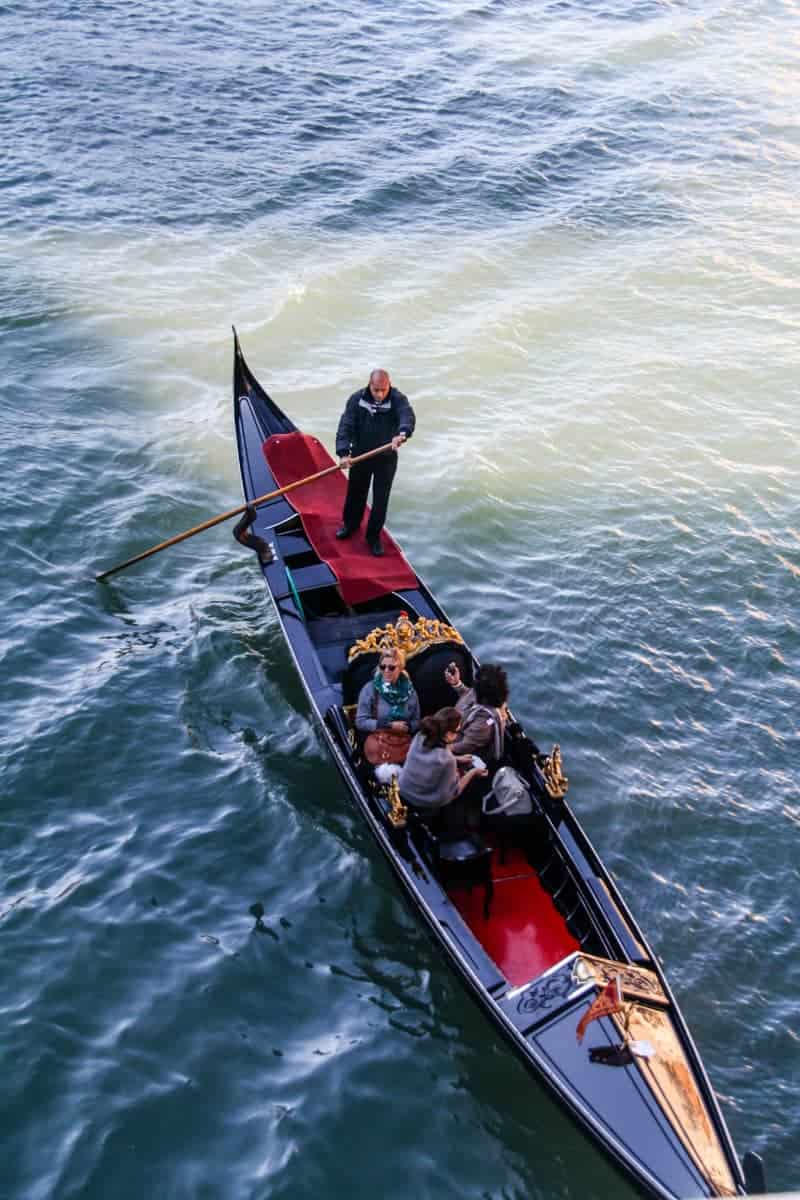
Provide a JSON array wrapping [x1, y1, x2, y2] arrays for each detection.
[[95, 439, 397, 581]]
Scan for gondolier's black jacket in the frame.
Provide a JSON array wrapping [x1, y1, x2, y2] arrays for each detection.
[[335, 386, 416, 458]]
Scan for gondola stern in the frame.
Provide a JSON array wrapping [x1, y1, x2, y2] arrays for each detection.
[[232, 325, 251, 417]]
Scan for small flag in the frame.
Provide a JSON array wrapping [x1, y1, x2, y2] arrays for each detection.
[[576, 975, 624, 1044]]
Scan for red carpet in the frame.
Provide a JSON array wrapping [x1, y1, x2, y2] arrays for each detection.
[[450, 847, 579, 987], [263, 432, 418, 606]]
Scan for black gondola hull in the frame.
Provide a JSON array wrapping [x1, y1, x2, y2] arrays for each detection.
[[231, 331, 746, 1200]]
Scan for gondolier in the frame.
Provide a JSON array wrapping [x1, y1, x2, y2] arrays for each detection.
[[335, 368, 415, 556]]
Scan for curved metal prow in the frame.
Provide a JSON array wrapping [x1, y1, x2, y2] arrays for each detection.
[[232, 324, 253, 399], [231, 327, 297, 433]]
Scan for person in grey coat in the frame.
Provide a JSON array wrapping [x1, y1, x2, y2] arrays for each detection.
[[399, 707, 488, 812], [443, 661, 509, 764], [355, 646, 420, 736]]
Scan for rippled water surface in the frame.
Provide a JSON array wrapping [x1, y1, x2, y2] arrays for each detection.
[[2, 2, 799, 1197]]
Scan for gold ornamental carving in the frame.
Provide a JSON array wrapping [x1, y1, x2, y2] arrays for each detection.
[[347, 612, 464, 663], [573, 954, 667, 1006], [541, 744, 569, 798], [386, 775, 408, 829]]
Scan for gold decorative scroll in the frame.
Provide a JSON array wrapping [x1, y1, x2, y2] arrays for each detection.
[[541, 743, 569, 798], [573, 954, 668, 1006], [386, 775, 408, 829], [347, 614, 464, 662]]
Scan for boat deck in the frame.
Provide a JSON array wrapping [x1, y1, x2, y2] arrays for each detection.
[[264, 431, 417, 604], [449, 842, 580, 987], [232, 332, 749, 1200]]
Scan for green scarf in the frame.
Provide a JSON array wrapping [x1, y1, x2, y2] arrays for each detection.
[[373, 669, 411, 720]]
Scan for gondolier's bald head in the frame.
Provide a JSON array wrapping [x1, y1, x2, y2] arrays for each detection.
[[368, 369, 391, 402]]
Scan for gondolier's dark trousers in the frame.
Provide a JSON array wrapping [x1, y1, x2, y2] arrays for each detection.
[[342, 451, 398, 540]]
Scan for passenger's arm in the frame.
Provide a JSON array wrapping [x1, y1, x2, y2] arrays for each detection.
[[355, 683, 379, 733], [455, 765, 488, 796], [451, 718, 492, 758], [443, 662, 468, 699]]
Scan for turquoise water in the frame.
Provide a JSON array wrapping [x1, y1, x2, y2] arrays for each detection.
[[2, 2, 798, 1197]]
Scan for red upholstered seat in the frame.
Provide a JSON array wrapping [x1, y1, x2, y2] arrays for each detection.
[[262, 432, 418, 606]]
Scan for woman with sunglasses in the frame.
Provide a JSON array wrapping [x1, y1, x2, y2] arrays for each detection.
[[355, 646, 421, 750]]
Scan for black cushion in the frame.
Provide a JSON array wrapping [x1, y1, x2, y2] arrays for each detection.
[[342, 651, 381, 706], [438, 835, 487, 863], [405, 642, 473, 716]]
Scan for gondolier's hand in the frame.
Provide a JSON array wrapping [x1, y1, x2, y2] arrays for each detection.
[[338, 455, 352, 469], [391, 433, 407, 451]]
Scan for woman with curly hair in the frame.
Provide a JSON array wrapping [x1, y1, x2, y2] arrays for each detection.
[[442, 661, 510, 765]]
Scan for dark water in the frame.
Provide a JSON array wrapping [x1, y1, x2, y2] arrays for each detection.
[[2, 2, 799, 1197]]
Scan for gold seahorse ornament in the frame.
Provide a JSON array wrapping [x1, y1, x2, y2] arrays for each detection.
[[542, 743, 568, 799]]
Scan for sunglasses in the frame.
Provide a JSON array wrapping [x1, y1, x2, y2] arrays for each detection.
[[379, 662, 399, 671]]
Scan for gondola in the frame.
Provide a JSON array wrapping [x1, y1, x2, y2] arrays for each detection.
[[231, 330, 762, 1200]]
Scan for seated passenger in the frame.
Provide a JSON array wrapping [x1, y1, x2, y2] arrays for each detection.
[[399, 707, 488, 814], [443, 662, 509, 766], [356, 647, 421, 763]]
